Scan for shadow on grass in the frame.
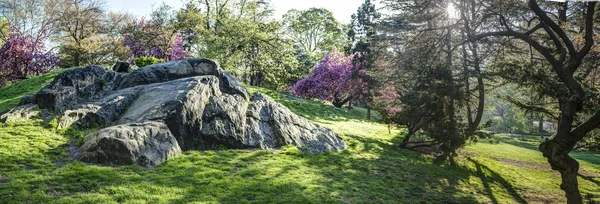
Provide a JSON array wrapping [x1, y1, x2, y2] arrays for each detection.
[[499, 136, 600, 171], [498, 137, 540, 152], [0, 130, 484, 203], [465, 157, 528, 204], [579, 173, 600, 186], [1, 122, 541, 203]]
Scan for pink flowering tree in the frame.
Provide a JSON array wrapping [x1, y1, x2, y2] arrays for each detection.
[[0, 26, 59, 88], [372, 83, 401, 117], [292, 50, 366, 108], [371, 83, 401, 132]]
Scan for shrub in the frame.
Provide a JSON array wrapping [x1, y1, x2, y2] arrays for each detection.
[[134, 57, 165, 67]]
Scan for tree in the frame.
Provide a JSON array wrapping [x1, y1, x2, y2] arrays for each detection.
[[348, 0, 381, 119], [281, 8, 348, 69], [377, 0, 492, 160], [0, 0, 60, 43], [53, 0, 105, 66], [292, 50, 365, 108], [467, 0, 599, 202], [0, 26, 58, 87], [122, 17, 189, 62], [175, 0, 299, 89]]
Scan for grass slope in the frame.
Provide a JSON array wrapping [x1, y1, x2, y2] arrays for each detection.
[[0, 72, 598, 203], [0, 69, 68, 112]]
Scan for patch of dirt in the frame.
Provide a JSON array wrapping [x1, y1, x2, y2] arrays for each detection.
[[0, 175, 8, 184], [493, 158, 550, 170], [406, 142, 443, 156], [579, 170, 600, 178], [523, 194, 562, 204]]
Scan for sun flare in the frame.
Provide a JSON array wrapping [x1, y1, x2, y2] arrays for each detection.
[[447, 3, 459, 19]]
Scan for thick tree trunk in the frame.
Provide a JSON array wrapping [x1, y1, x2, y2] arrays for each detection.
[[367, 107, 371, 120], [540, 98, 584, 204], [540, 139, 582, 204], [399, 129, 415, 148]]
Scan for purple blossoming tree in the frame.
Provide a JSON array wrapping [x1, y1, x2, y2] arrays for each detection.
[[292, 50, 366, 108], [168, 34, 189, 61], [0, 26, 59, 88]]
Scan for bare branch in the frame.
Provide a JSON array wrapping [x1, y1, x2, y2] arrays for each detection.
[[528, 0, 576, 59], [571, 110, 600, 139]]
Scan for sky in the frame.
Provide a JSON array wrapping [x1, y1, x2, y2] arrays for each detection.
[[105, 0, 368, 23]]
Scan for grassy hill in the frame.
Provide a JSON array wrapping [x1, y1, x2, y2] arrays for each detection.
[[0, 70, 598, 203]]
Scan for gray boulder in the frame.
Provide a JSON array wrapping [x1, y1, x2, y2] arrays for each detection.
[[36, 65, 123, 113], [119, 76, 221, 151], [76, 121, 181, 167], [245, 93, 347, 153], [18, 94, 36, 106], [57, 87, 140, 129], [200, 94, 250, 149], [220, 72, 250, 101], [0, 58, 346, 166], [0, 104, 40, 123], [168, 58, 221, 79], [117, 58, 222, 89]]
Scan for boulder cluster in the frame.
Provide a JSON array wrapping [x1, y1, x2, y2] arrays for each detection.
[[0, 59, 346, 166]]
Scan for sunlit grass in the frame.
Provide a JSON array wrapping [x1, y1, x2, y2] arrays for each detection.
[[0, 73, 597, 203]]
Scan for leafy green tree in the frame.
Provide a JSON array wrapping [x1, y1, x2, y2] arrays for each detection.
[[52, 0, 106, 66], [379, 0, 491, 160], [0, 0, 61, 44], [348, 0, 381, 119], [175, 0, 299, 89], [281, 8, 348, 71], [467, 0, 600, 202]]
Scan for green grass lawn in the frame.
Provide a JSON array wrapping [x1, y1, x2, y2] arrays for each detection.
[[0, 72, 598, 203]]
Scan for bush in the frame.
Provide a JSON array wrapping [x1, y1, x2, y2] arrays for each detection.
[[134, 57, 165, 67]]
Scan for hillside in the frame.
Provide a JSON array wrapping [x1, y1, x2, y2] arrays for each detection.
[[0, 70, 598, 203]]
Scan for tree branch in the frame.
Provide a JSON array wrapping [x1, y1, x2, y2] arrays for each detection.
[[571, 110, 600, 139], [469, 30, 558, 66], [571, 2, 597, 73], [528, 0, 576, 60]]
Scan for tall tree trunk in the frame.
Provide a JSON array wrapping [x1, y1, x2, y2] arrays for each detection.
[[539, 115, 544, 135], [399, 128, 415, 148], [540, 99, 584, 204], [332, 96, 351, 108], [461, 0, 485, 134]]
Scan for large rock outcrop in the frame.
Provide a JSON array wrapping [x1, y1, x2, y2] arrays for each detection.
[[1, 58, 346, 166]]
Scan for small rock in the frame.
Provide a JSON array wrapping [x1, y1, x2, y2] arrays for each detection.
[[18, 94, 36, 106], [111, 61, 132, 73], [76, 121, 181, 167], [0, 104, 40, 123]]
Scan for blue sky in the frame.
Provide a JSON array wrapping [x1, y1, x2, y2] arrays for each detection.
[[105, 0, 368, 23]]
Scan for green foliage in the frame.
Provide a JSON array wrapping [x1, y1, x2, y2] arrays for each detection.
[[281, 8, 349, 64], [175, 0, 300, 89], [134, 57, 165, 68], [99, 79, 106, 89]]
